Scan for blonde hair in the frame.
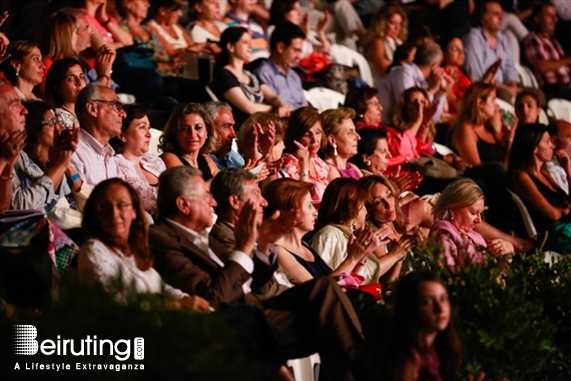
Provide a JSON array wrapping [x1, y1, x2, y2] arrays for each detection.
[[321, 107, 356, 154], [432, 179, 485, 221], [452, 82, 499, 140], [369, 4, 408, 42]]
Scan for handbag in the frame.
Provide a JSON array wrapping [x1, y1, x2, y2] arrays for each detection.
[[407, 156, 459, 179], [116, 45, 156, 71]]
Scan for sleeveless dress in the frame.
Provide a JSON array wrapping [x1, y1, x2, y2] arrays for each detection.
[[278, 244, 333, 278], [327, 163, 361, 180], [177, 154, 214, 181]]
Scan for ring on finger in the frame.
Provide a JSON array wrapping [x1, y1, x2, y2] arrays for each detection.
[[363, 240, 369, 246]]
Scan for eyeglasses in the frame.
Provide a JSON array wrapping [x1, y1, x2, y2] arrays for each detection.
[[449, 46, 464, 53], [97, 202, 133, 213], [92, 99, 124, 112]]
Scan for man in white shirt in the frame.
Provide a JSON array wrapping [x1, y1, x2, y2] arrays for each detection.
[[71, 84, 125, 187], [150, 166, 372, 381]]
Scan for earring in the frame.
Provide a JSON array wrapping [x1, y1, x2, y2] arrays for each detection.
[[351, 220, 357, 231], [333, 143, 338, 157], [15, 69, 19, 77], [365, 159, 371, 166], [359, 114, 364, 119]]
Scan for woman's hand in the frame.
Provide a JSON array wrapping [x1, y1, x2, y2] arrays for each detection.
[[482, 58, 502, 84], [293, 140, 310, 169], [257, 121, 276, 158], [276, 106, 292, 118], [316, 10, 331, 35], [96, 1, 109, 24], [347, 227, 383, 263], [0, 12, 9, 65], [391, 172, 423, 194], [486, 238, 514, 256], [390, 235, 415, 260]]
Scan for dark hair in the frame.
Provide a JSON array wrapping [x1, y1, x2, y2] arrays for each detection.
[[0, 40, 40, 85], [531, 1, 555, 20], [316, 178, 368, 229], [507, 123, 550, 174], [22, 101, 54, 163], [211, 168, 257, 215], [515, 88, 545, 109], [284, 106, 323, 154], [82, 179, 153, 271], [343, 86, 379, 118], [393, 86, 430, 127], [269, 0, 298, 25], [45, 57, 86, 108], [109, 104, 151, 153], [382, 271, 463, 381], [269, 21, 306, 52], [388, 40, 417, 72], [349, 127, 387, 169], [472, 0, 502, 27], [262, 178, 314, 220], [158, 102, 217, 155], [215, 27, 249, 68], [152, 0, 184, 11]]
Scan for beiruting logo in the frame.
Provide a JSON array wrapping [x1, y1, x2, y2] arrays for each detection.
[[12, 325, 144, 361]]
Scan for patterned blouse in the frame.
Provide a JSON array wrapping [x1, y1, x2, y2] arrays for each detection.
[[282, 154, 330, 202]]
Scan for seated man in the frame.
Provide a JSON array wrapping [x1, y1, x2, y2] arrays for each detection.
[[523, 2, 571, 101], [377, 41, 451, 125], [203, 101, 245, 170], [71, 84, 125, 187], [463, 0, 521, 99], [224, 0, 269, 61], [256, 22, 308, 110], [149, 166, 370, 380]]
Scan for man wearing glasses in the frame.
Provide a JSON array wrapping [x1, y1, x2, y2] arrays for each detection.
[[71, 84, 126, 187]]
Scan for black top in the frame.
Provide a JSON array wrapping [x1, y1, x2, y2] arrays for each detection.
[[529, 174, 571, 232], [278, 243, 333, 278], [477, 138, 505, 164], [209, 68, 264, 131], [177, 154, 214, 181]]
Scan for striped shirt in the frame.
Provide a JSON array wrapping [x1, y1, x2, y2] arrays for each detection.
[[524, 31, 570, 86]]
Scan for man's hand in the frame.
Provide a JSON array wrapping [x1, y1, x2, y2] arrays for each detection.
[[234, 200, 259, 256], [0, 130, 26, 165]]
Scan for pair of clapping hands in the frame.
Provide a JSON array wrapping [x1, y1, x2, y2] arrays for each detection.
[[241, 120, 283, 182]]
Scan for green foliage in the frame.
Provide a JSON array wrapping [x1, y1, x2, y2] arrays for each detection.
[[0, 274, 260, 381]]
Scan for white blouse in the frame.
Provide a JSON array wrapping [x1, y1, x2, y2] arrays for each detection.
[[79, 239, 186, 301], [187, 21, 227, 43], [115, 153, 165, 213]]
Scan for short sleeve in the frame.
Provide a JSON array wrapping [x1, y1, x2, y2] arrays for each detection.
[[210, 68, 240, 97]]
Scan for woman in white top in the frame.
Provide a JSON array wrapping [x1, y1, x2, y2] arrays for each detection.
[[146, 0, 219, 65], [0, 41, 45, 101], [186, 0, 227, 43], [79, 178, 210, 311], [111, 104, 165, 214], [364, 4, 408, 79]]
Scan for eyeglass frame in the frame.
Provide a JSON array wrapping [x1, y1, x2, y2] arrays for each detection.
[[91, 99, 124, 112]]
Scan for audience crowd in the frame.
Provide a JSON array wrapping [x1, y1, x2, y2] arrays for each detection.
[[1, 0, 571, 380]]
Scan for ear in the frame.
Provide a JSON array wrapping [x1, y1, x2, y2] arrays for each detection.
[[228, 194, 241, 211], [327, 134, 336, 147], [86, 101, 98, 118], [276, 41, 286, 54], [119, 133, 127, 143], [362, 153, 370, 163], [227, 42, 235, 54], [10, 60, 21, 72], [176, 196, 190, 215]]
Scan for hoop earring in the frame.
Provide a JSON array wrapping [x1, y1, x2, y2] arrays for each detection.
[[365, 159, 371, 166]]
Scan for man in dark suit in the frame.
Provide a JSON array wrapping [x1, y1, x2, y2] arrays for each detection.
[[149, 166, 372, 380]]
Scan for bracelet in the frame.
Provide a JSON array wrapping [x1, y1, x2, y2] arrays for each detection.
[[67, 173, 80, 187], [300, 170, 309, 177], [97, 74, 110, 82], [0, 173, 13, 180]]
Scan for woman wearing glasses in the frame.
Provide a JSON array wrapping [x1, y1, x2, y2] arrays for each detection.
[[158, 102, 219, 181]]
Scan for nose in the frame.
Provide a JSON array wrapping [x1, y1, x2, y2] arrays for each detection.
[[260, 196, 268, 208], [433, 301, 442, 313], [119, 109, 127, 118], [229, 127, 237, 138], [55, 121, 63, 133], [210, 197, 217, 208]]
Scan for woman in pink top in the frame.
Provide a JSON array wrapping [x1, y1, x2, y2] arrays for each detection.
[[281, 107, 339, 202], [430, 179, 514, 271], [388, 87, 436, 171], [322, 107, 363, 180]]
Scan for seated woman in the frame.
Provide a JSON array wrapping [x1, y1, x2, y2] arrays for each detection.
[[321, 107, 362, 179], [441, 36, 472, 115], [79, 178, 210, 311], [111, 104, 165, 214], [310, 178, 384, 284], [508, 124, 571, 253], [381, 271, 463, 381], [430, 178, 514, 270], [209, 27, 291, 130], [359, 175, 418, 281], [451, 82, 514, 168], [145, 0, 219, 77], [364, 4, 408, 79], [45, 57, 87, 130], [343, 85, 384, 130], [186, 0, 227, 43], [264, 178, 381, 285], [81, 0, 134, 53], [0, 41, 46, 101], [515, 89, 544, 125], [388, 87, 437, 171], [281, 107, 340, 202], [158, 102, 219, 181], [268, 0, 331, 57]]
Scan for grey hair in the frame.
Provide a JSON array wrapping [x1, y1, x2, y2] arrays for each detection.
[[75, 83, 102, 123], [414, 41, 442, 67], [211, 168, 257, 215], [157, 166, 203, 218], [432, 178, 485, 221], [202, 101, 232, 120]]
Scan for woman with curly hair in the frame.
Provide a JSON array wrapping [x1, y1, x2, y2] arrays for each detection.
[[158, 102, 219, 181]]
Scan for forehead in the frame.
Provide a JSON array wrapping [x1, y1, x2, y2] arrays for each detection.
[[419, 281, 446, 295], [376, 138, 388, 148], [0, 84, 20, 103], [517, 94, 538, 105], [104, 183, 132, 200], [181, 113, 205, 124], [216, 108, 234, 122], [372, 182, 390, 195], [242, 180, 259, 195], [99, 86, 118, 99], [448, 38, 463, 48]]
